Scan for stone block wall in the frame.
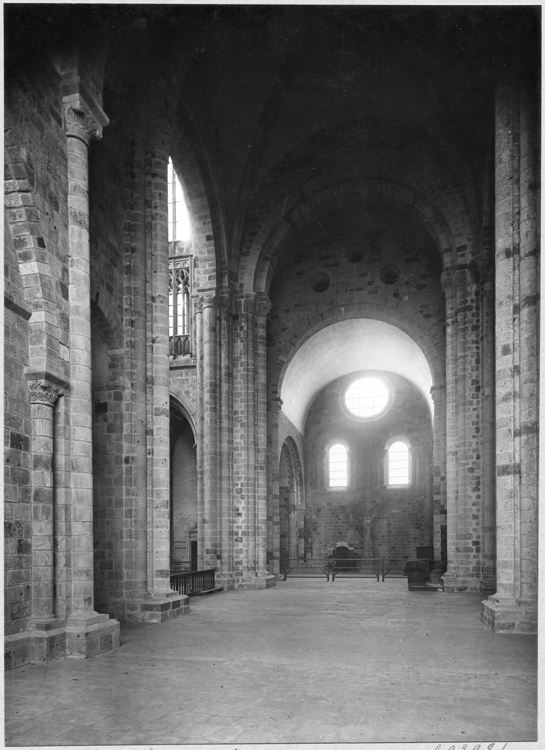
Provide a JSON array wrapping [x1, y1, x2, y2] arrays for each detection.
[[4, 300, 32, 636]]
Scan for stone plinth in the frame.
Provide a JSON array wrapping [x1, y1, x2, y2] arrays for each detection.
[[481, 596, 537, 634], [66, 614, 121, 658], [125, 594, 190, 623], [234, 574, 276, 590]]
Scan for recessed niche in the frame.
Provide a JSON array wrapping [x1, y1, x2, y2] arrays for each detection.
[[379, 264, 400, 285], [311, 273, 331, 293], [345, 247, 364, 263]]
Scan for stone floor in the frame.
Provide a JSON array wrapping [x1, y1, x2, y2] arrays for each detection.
[[4, 578, 539, 746]]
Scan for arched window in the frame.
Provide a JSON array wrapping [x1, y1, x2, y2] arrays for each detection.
[[387, 440, 410, 486], [327, 443, 349, 489]]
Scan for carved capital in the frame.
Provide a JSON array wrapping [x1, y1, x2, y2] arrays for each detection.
[[28, 380, 64, 406], [255, 292, 272, 318], [193, 291, 216, 314], [239, 296, 256, 316], [63, 104, 104, 145]]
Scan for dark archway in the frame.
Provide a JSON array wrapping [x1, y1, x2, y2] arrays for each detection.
[[170, 398, 198, 570]]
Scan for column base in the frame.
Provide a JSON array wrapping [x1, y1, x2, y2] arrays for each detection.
[[233, 574, 276, 590], [125, 594, 190, 623], [66, 612, 121, 658], [215, 574, 236, 591], [481, 595, 538, 633], [441, 569, 481, 592], [4, 628, 67, 669], [4, 615, 121, 668]]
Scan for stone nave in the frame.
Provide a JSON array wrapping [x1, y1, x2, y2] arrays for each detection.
[[4, 3, 540, 692]]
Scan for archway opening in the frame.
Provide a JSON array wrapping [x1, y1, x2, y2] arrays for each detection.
[[170, 400, 197, 571]]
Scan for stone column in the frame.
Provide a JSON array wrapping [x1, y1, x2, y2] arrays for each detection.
[[63, 99, 120, 656], [145, 146, 175, 597], [442, 265, 482, 592], [201, 291, 219, 571], [121, 130, 149, 607], [217, 289, 235, 587], [232, 295, 275, 588], [255, 293, 273, 580], [267, 395, 283, 577], [480, 264, 496, 595], [28, 379, 64, 626], [481, 82, 538, 632], [430, 384, 446, 572], [194, 295, 205, 569]]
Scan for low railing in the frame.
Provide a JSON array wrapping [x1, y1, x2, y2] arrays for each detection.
[[170, 568, 216, 596], [169, 334, 192, 358], [282, 558, 433, 583]]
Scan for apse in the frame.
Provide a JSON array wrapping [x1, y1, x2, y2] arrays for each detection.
[[280, 319, 434, 432]]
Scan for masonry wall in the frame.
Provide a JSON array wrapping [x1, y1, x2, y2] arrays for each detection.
[[4, 237, 32, 637], [304, 373, 433, 561], [4, 58, 70, 645]]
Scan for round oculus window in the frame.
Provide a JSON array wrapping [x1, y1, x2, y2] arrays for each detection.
[[344, 377, 390, 418]]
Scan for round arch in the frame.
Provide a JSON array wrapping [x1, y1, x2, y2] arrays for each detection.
[[242, 177, 455, 297], [279, 319, 435, 433]]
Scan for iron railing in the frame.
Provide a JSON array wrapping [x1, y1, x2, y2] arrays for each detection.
[[170, 568, 217, 596]]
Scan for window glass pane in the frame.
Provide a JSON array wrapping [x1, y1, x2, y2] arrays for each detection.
[[167, 158, 191, 242], [345, 377, 389, 417], [388, 441, 409, 484], [328, 443, 347, 488]]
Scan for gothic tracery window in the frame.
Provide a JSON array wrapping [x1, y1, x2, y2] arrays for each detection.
[[168, 158, 193, 358], [169, 258, 192, 356]]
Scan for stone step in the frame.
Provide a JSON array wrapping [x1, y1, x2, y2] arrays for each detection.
[[191, 587, 224, 597]]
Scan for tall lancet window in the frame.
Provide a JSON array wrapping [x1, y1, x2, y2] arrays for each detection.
[[168, 158, 191, 243], [168, 158, 193, 357]]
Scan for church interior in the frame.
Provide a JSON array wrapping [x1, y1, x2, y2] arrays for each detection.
[[3, 4, 540, 741]]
